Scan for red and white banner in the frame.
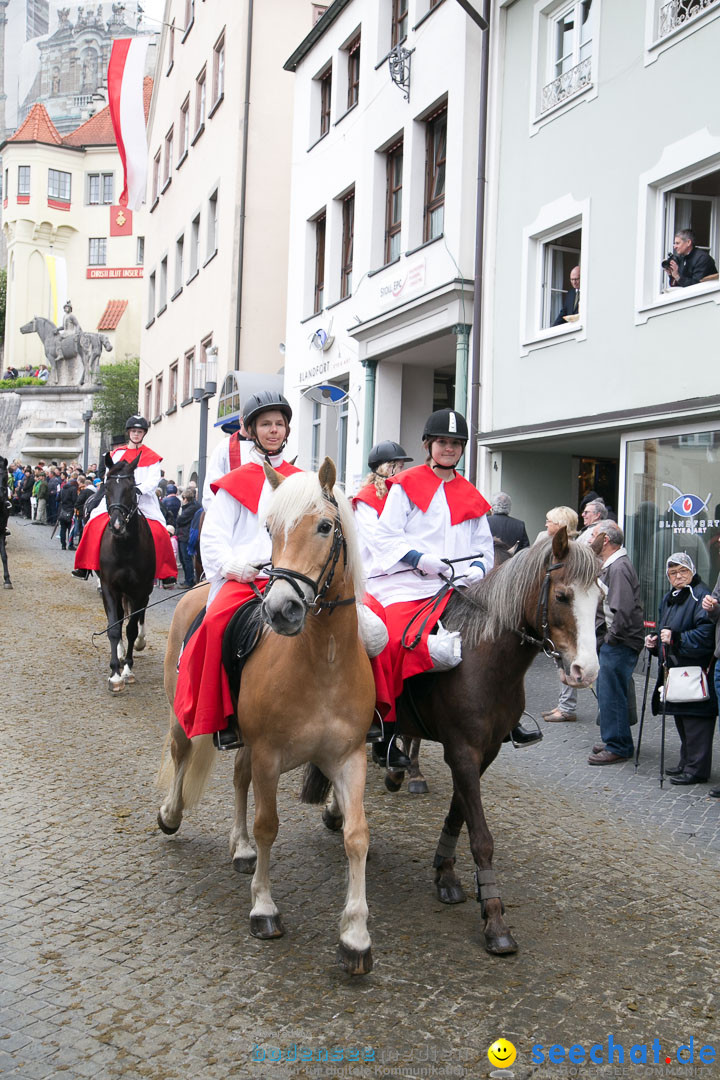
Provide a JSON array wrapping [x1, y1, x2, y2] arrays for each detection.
[[108, 38, 150, 211]]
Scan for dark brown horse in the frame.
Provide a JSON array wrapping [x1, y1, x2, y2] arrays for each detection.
[[372, 528, 600, 955], [0, 457, 12, 589]]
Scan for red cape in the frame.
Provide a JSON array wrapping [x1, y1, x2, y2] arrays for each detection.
[[387, 464, 490, 525], [211, 460, 302, 514], [113, 444, 163, 467], [352, 483, 387, 516]]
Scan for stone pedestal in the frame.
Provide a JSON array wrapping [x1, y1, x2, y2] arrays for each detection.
[[0, 385, 102, 466]]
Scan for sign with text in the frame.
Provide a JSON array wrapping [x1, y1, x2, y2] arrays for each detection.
[[378, 259, 426, 305], [86, 267, 143, 279]]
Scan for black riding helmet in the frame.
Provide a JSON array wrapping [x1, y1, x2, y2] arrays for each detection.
[[242, 391, 292, 428], [125, 414, 149, 432], [368, 440, 412, 472], [422, 409, 468, 443]]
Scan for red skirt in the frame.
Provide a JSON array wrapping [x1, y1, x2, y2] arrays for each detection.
[[363, 593, 394, 725], [380, 592, 453, 724], [174, 580, 260, 738], [73, 514, 177, 580]]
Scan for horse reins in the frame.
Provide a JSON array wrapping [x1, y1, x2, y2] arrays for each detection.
[[515, 559, 565, 664]]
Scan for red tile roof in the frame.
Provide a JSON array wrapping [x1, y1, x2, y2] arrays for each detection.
[[97, 300, 128, 331], [63, 77, 153, 147], [7, 103, 63, 146]]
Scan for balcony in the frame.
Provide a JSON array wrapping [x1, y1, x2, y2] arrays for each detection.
[[540, 57, 592, 114], [660, 0, 719, 37]]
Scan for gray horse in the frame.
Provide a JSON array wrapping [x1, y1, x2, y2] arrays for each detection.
[[20, 317, 112, 386]]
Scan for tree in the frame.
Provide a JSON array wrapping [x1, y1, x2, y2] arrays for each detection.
[[92, 357, 139, 443]]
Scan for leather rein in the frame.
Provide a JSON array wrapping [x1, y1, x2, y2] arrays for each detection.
[[105, 476, 140, 528], [515, 559, 565, 665]]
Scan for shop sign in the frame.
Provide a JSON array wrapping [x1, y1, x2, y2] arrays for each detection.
[[657, 483, 714, 534], [378, 259, 425, 305]]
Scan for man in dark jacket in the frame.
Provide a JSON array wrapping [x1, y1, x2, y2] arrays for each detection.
[[161, 484, 181, 527], [665, 228, 718, 288], [487, 492, 529, 551], [58, 479, 78, 550], [175, 488, 199, 587], [588, 520, 644, 765]]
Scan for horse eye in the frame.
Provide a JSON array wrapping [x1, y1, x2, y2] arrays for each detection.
[[318, 519, 333, 535], [555, 590, 571, 604]]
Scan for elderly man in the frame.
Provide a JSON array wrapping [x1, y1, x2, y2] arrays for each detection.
[[588, 520, 644, 765], [578, 498, 607, 544], [487, 491, 530, 551], [553, 266, 580, 325], [665, 229, 718, 288]]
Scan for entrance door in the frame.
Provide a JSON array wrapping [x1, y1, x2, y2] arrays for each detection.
[[577, 456, 619, 516]]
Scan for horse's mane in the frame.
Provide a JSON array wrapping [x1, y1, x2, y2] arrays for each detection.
[[265, 472, 366, 598], [443, 539, 600, 648]]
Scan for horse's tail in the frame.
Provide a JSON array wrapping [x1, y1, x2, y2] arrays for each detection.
[[300, 763, 333, 805], [156, 729, 216, 810]]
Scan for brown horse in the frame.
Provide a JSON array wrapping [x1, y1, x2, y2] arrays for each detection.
[[371, 528, 600, 955], [157, 460, 376, 974]]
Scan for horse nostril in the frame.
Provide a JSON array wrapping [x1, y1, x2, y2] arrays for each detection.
[[282, 598, 302, 623], [570, 663, 583, 683]]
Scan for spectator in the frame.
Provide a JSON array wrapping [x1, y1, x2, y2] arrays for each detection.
[[157, 470, 169, 496], [175, 487, 200, 588], [487, 491, 530, 552], [32, 469, 49, 524], [552, 266, 580, 325], [161, 484, 181, 527], [36, 365, 50, 383], [646, 553, 716, 786], [47, 468, 61, 525], [58, 477, 78, 550], [664, 228, 718, 288], [578, 498, 607, 543], [74, 477, 93, 542], [587, 521, 644, 765]]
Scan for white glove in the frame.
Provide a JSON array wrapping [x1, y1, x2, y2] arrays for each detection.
[[417, 553, 451, 579], [221, 557, 261, 583], [461, 560, 486, 586], [357, 604, 389, 658]]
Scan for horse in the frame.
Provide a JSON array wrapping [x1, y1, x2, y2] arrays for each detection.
[[157, 459, 376, 975], [20, 317, 112, 385], [99, 452, 156, 692], [364, 528, 600, 956], [0, 457, 12, 589]]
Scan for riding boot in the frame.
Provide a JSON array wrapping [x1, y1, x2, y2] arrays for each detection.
[[162, 577, 176, 590], [372, 733, 411, 770], [504, 721, 543, 748], [71, 568, 90, 579], [365, 713, 383, 743], [213, 720, 244, 751]]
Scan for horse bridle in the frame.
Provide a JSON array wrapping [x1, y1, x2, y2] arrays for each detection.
[[263, 494, 355, 615], [106, 478, 140, 527], [516, 560, 565, 665]]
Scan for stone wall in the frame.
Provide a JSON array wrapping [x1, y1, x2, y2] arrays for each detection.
[[0, 385, 101, 466]]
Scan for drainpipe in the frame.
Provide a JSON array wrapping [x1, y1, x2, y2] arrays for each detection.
[[453, 323, 470, 475], [233, 0, 254, 371], [468, 0, 490, 485], [361, 359, 377, 467]]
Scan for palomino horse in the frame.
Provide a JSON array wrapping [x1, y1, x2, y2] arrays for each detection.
[[372, 528, 600, 955], [157, 459, 376, 975], [0, 457, 12, 589], [99, 452, 155, 692]]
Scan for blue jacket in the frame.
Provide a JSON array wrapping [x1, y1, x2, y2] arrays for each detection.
[[650, 575, 717, 718]]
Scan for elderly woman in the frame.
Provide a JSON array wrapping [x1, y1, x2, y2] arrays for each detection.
[[646, 553, 717, 785], [539, 506, 582, 722]]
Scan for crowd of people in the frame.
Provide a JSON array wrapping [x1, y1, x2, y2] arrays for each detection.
[[2, 364, 50, 382]]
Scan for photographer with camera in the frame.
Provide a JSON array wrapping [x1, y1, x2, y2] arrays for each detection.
[[663, 229, 718, 288]]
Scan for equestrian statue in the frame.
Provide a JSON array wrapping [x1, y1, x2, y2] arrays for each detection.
[[20, 302, 113, 386]]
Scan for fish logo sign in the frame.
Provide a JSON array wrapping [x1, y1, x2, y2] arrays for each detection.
[[663, 483, 712, 518]]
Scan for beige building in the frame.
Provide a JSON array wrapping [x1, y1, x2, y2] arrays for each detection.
[[140, 0, 314, 488], [1, 93, 148, 372]]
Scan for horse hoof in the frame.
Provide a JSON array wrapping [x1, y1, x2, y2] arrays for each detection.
[[250, 914, 285, 939], [135, 639, 146, 652], [485, 930, 519, 955], [384, 771, 404, 793], [3, 583, 12, 589], [108, 678, 125, 694], [436, 882, 467, 905], [322, 807, 343, 832], [232, 854, 257, 874], [124, 672, 136, 685], [408, 778, 429, 795], [157, 811, 180, 835], [337, 941, 373, 976]]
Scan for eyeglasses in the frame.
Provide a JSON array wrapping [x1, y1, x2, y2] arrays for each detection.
[[667, 567, 691, 577]]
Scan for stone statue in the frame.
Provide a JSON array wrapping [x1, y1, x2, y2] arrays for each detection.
[[20, 307, 113, 387], [59, 301, 82, 340]]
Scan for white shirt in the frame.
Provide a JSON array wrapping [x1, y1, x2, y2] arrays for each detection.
[[87, 445, 165, 526], [353, 498, 382, 572], [203, 436, 253, 509]]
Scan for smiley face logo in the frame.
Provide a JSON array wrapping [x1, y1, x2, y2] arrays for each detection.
[[488, 1038, 517, 1068]]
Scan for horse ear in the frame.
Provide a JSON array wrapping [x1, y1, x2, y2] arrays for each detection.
[[104, 451, 114, 470], [551, 525, 569, 561], [263, 460, 285, 489], [130, 453, 142, 470], [318, 456, 336, 493], [590, 530, 605, 556]]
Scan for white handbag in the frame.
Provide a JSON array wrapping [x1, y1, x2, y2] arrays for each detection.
[[660, 665, 710, 705]]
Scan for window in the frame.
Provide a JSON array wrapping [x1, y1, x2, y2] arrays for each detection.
[[346, 34, 360, 110], [189, 212, 200, 278], [163, 127, 174, 184], [167, 19, 175, 71], [207, 189, 218, 258], [180, 95, 190, 158], [213, 31, 225, 104], [660, 170, 720, 293], [385, 140, 403, 263], [88, 237, 107, 266], [539, 226, 581, 327], [144, 381, 152, 418], [175, 234, 184, 293], [391, 0, 409, 45], [152, 150, 161, 202], [541, 1, 593, 114], [159, 256, 168, 311], [424, 107, 446, 241], [183, 348, 195, 401], [184, 0, 194, 35], [3, 168, 7, 199], [169, 362, 178, 410], [657, 0, 720, 40], [319, 66, 332, 137], [148, 271, 156, 319], [137, 236, 145, 265], [341, 189, 354, 298], [48, 169, 71, 202], [88, 172, 113, 204], [195, 66, 207, 133], [314, 212, 326, 313], [18, 166, 31, 196], [154, 375, 163, 420], [311, 400, 322, 470]]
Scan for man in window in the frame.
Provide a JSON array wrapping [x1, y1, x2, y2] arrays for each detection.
[[664, 229, 718, 288], [552, 265, 580, 324]]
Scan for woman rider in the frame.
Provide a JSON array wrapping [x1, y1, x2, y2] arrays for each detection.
[[72, 415, 177, 585], [352, 439, 413, 568]]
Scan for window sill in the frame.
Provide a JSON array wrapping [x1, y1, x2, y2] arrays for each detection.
[[171, 286, 183, 302], [47, 198, 71, 211], [145, 317, 155, 330], [176, 150, 188, 171], [326, 294, 351, 309], [161, 177, 172, 194], [186, 268, 200, 286], [88, 264, 107, 270], [413, 0, 446, 31], [405, 233, 443, 258], [208, 93, 224, 119], [152, 415, 162, 425], [203, 249, 218, 269], [646, 2, 720, 63], [307, 131, 329, 153], [17, 195, 30, 204], [368, 256, 401, 278], [532, 83, 595, 130], [165, 404, 177, 416], [181, 16, 194, 43], [300, 310, 323, 324], [334, 102, 358, 127], [150, 196, 160, 214], [157, 304, 167, 318], [636, 280, 720, 325], [191, 123, 205, 147], [166, 60, 174, 77], [521, 322, 583, 352], [374, 48, 394, 71], [180, 397, 194, 408]]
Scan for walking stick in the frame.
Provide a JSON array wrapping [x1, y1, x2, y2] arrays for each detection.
[[634, 648, 653, 771], [50, 519, 59, 540], [659, 642, 668, 789]]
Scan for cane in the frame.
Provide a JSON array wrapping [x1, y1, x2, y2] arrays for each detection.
[[659, 642, 668, 789], [634, 648, 653, 771]]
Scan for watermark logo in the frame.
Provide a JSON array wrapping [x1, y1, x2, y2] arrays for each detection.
[[488, 1039, 517, 1069]]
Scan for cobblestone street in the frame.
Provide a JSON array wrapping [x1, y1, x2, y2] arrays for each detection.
[[1, 523, 718, 1080]]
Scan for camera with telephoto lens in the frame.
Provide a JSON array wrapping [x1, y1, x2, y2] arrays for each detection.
[[661, 251, 677, 269]]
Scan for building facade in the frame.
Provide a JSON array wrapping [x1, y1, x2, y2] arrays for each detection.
[[282, 0, 485, 493], [139, 0, 313, 489]]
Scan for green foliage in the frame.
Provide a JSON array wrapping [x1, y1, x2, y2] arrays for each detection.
[[0, 377, 43, 389], [92, 357, 140, 438]]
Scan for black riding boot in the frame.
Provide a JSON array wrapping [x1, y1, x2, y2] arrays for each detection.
[[366, 713, 383, 743], [71, 568, 90, 579], [213, 720, 244, 751], [504, 721, 543, 748], [372, 733, 411, 770]]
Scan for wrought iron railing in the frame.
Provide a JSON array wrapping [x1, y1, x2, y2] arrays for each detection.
[[660, 0, 719, 37], [540, 57, 592, 114]]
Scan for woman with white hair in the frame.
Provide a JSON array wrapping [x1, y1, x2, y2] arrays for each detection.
[[646, 553, 717, 785]]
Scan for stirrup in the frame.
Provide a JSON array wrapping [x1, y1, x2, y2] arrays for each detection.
[[505, 713, 543, 749], [71, 568, 90, 579], [213, 724, 244, 751], [366, 712, 384, 743]]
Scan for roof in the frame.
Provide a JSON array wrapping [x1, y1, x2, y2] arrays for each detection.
[[63, 78, 153, 148], [284, 0, 352, 72], [7, 103, 63, 146], [97, 300, 128, 331]]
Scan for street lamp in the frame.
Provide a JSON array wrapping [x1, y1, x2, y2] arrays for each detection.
[[82, 409, 93, 471], [194, 345, 219, 496]]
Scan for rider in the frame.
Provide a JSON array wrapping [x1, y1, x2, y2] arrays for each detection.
[[352, 440, 413, 568], [202, 416, 253, 509], [173, 391, 301, 750], [71, 415, 177, 586]]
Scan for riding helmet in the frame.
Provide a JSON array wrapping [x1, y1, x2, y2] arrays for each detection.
[[422, 409, 469, 443], [367, 440, 413, 472], [125, 414, 149, 431], [242, 391, 292, 428]]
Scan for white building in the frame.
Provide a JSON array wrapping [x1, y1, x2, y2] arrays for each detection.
[[479, 0, 720, 613], [139, 0, 313, 491], [282, 0, 485, 492]]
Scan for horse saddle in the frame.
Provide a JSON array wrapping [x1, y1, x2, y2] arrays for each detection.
[[221, 600, 264, 703]]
